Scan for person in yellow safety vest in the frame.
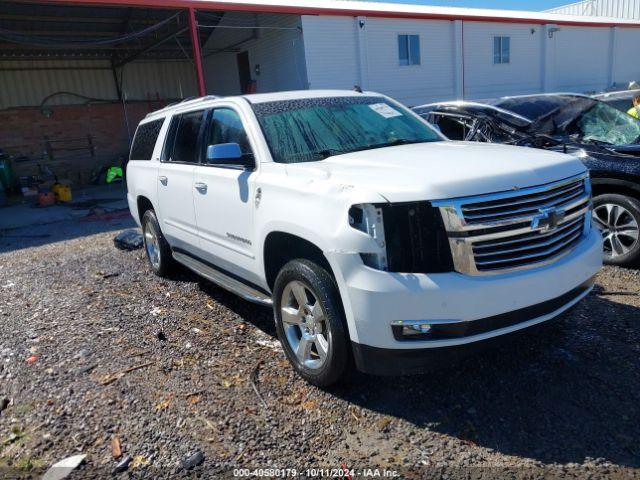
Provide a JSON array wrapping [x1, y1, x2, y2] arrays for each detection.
[[627, 95, 640, 119]]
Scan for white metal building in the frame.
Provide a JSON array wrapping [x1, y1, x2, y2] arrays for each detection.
[[546, 0, 640, 19], [2, 0, 640, 185], [196, 0, 640, 106]]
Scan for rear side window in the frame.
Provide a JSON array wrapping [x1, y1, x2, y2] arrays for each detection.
[[164, 110, 205, 163], [130, 119, 163, 160]]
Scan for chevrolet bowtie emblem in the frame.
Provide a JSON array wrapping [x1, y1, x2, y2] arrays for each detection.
[[532, 207, 565, 232]]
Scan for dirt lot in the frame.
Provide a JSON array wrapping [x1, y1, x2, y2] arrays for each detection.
[[0, 218, 639, 479]]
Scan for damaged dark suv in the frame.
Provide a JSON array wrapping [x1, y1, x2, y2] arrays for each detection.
[[415, 94, 640, 268]]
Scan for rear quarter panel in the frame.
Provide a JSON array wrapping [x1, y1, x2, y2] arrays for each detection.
[[126, 116, 171, 226]]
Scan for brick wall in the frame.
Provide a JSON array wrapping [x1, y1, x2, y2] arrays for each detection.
[[0, 101, 166, 185]]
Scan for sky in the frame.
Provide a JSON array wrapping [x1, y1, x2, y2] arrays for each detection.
[[365, 0, 571, 11]]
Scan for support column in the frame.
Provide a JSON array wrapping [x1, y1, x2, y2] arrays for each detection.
[[355, 16, 369, 91], [188, 7, 206, 96], [608, 27, 618, 88], [453, 20, 464, 100], [541, 24, 557, 93]]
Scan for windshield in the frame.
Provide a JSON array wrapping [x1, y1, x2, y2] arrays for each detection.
[[576, 102, 640, 145], [497, 96, 640, 145], [252, 96, 442, 163]]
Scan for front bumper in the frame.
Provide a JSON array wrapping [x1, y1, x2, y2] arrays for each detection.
[[325, 228, 602, 371], [351, 276, 593, 375]]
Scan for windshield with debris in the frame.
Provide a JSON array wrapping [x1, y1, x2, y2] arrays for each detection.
[[496, 96, 640, 145], [252, 96, 442, 164], [576, 102, 640, 145]]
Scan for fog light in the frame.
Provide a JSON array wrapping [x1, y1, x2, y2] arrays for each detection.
[[391, 320, 434, 341], [404, 323, 432, 335]]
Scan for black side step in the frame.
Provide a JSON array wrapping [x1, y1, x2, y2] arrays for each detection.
[[172, 251, 272, 306]]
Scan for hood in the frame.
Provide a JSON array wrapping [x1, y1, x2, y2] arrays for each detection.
[[285, 141, 586, 202]]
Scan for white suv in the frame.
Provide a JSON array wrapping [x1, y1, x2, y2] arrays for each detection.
[[127, 90, 602, 386]]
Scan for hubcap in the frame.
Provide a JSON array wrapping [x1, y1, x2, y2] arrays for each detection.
[[280, 281, 329, 370], [144, 223, 161, 269], [593, 203, 639, 258]]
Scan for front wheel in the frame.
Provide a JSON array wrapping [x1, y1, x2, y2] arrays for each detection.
[[273, 259, 350, 387], [592, 194, 640, 268]]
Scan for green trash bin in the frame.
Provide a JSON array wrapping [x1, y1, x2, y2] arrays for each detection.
[[0, 151, 14, 190]]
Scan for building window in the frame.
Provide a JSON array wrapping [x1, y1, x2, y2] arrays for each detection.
[[493, 36, 510, 64], [398, 34, 420, 66]]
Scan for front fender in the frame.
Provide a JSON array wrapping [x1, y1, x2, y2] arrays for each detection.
[[590, 174, 640, 196]]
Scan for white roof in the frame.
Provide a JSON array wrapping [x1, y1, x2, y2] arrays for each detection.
[[186, 0, 640, 26], [244, 89, 377, 103], [143, 90, 381, 119]]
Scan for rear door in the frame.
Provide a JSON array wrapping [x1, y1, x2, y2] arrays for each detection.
[[193, 106, 258, 281], [157, 109, 206, 252]]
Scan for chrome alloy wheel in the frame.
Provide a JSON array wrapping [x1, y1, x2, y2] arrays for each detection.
[[593, 203, 640, 258], [144, 222, 161, 269], [280, 280, 329, 370]]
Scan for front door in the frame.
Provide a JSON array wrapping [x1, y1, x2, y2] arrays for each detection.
[[156, 109, 206, 252], [237, 51, 252, 94], [193, 107, 258, 282]]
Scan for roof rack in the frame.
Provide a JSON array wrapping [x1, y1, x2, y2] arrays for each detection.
[[146, 95, 220, 118]]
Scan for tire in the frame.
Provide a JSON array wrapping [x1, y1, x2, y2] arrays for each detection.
[[273, 259, 350, 387], [592, 194, 640, 268], [141, 209, 176, 277]]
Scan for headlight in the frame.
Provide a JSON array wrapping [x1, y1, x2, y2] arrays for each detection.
[[349, 204, 388, 271], [351, 201, 454, 274], [584, 175, 593, 234]]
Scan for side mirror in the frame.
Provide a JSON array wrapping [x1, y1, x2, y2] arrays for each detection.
[[207, 143, 242, 161], [206, 143, 254, 169]]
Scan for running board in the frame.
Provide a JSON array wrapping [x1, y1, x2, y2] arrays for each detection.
[[172, 251, 273, 306]]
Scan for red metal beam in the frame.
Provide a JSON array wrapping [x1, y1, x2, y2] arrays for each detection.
[[188, 7, 206, 96], [17, 0, 640, 28]]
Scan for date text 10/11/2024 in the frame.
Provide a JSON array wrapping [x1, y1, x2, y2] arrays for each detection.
[[233, 467, 401, 478]]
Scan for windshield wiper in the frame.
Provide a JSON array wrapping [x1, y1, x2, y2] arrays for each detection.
[[311, 139, 429, 159], [583, 138, 615, 146], [352, 138, 427, 153], [386, 138, 426, 147], [311, 148, 345, 160]]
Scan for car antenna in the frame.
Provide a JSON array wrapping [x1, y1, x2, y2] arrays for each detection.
[[354, 85, 363, 93]]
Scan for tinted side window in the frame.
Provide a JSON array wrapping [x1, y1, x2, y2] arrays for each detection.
[[130, 119, 163, 160], [496, 98, 565, 120], [168, 110, 205, 163], [207, 108, 253, 160]]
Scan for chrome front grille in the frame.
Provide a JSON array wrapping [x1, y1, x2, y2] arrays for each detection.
[[433, 173, 592, 275], [472, 215, 585, 272], [461, 179, 587, 225]]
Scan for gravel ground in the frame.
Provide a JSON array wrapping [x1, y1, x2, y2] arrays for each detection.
[[0, 219, 639, 479]]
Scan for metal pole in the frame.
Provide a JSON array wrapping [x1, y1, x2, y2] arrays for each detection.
[[118, 64, 132, 146], [188, 7, 206, 96]]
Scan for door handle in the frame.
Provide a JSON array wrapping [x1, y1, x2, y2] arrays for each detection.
[[194, 182, 208, 193], [158, 176, 168, 186]]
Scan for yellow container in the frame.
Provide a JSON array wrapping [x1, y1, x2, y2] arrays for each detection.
[[52, 183, 63, 198], [54, 184, 72, 202]]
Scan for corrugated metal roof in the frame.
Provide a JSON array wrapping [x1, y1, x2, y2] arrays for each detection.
[[546, 0, 640, 19], [0, 2, 217, 60], [0, 58, 197, 108], [44, 0, 640, 26]]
